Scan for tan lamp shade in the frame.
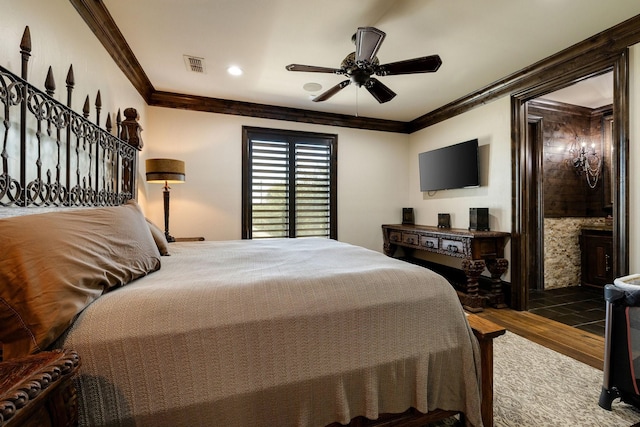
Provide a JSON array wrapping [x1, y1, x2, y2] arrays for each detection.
[[146, 158, 186, 183]]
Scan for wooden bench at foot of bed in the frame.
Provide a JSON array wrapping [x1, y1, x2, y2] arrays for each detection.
[[467, 314, 506, 427], [328, 314, 506, 427]]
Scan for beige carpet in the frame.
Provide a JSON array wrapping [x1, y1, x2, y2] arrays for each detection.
[[491, 331, 640, 427]]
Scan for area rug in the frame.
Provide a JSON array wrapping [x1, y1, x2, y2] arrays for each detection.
[[491, 331, 640, 426]]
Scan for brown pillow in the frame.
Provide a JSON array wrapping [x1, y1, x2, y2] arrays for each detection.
[[0, 201, 161, 359], [146, 218, 170, 256]]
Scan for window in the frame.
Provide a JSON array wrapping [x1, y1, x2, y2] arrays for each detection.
[[242, 127, 337, 239]]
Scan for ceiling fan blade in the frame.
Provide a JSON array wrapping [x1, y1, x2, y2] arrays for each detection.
[[355, 27, 386, 63], [286, 64, 342, 73], [313, 80, 350, 102], [365, 78, 396, 103], [376, 55, 442, 76]]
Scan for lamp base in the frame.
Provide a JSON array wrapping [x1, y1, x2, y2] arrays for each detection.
[[162, 186, 176, 243]]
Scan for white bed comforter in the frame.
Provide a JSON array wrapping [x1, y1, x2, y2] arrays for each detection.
[[57, 238, 482, 427]]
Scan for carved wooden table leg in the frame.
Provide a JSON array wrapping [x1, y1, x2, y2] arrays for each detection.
[[461, 259, 486, 312], [382, 229, 396, 257], [485, 258, 509, 308], [383, 242, 396, 257]]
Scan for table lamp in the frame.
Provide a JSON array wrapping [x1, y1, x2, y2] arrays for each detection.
[[145, 158, 185, 242]]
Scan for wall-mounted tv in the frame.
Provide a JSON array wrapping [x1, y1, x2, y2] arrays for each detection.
[[419, 139, 480, 192]]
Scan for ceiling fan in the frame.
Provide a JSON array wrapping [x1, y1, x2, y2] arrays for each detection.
[[286, 26, 442, 104]]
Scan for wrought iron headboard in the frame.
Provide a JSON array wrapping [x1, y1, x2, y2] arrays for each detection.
[[0, 26, 141, 208]]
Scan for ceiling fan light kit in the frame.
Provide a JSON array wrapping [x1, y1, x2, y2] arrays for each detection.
[[286, 26, 441, 104], [302, 82, 323, 92]]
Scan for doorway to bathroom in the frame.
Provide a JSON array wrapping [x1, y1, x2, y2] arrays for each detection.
[[510, 47, 629, 315], [523, 73, 613, 336]]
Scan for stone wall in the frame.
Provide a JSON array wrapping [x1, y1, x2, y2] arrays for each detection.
[[544, 217, 607, 289]]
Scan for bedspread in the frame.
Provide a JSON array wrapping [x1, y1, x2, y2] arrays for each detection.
[[56, 238, 482, 427]]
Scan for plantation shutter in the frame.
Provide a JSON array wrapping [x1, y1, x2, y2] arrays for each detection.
[[249, 138, 290, 238], [295, 141, 332, 237], [242, 127, 337, 239]]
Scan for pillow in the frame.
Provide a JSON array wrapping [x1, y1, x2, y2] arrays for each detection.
[[0, 201, 161, 359], [146, 218, 170, 256]]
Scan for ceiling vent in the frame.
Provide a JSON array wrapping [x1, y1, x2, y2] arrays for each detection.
[[184, 55, 206, 73]]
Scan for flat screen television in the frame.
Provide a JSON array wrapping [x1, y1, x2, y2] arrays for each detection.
[[419, 139, 480, 192]]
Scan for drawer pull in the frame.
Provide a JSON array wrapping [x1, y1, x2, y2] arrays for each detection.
[[448, 245, 458, 253], [426, 241, 435, 248]]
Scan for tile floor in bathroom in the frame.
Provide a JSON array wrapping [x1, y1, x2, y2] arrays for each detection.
[[528, 286, 606, 336]]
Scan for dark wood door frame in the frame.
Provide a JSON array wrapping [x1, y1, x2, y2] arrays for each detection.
[[526, 117, 544, 292], [510, 51, 629, 310]]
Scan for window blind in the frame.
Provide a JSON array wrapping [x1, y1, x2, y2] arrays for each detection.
[[243, 127, 337, 239]]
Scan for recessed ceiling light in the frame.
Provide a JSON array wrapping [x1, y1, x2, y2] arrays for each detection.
[[227, 65, 243, 76], [303, 82, 322, 92]]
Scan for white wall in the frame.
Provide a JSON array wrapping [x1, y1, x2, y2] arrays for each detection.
[[143, 107, 410, 251], [407, 97, 512, 277], [2, 0, 148, 200], [408, 97, 512, 229], [2, 1, 147, 131]]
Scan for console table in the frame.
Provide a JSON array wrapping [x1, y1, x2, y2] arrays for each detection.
[[382, 224, 510, 312]]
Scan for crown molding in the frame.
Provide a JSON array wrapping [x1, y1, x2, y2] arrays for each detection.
[[150, 91, 409, 133], [71, 1, 640, 135], [69, 0, 406, 133], [407, 13, 640, 133], [69, 0, 155, 101]]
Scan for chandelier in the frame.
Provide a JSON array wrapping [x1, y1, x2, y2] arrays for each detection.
[[568, 136, 601, 189]]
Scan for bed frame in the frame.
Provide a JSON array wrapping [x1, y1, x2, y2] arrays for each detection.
[[0, 26, 140, 209], [0, 26, 504, 427]]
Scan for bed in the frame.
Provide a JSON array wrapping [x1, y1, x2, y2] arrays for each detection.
[[63, 236, 484, 426], [0, 26, 489, 427], [1, 204, 484, 426]]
